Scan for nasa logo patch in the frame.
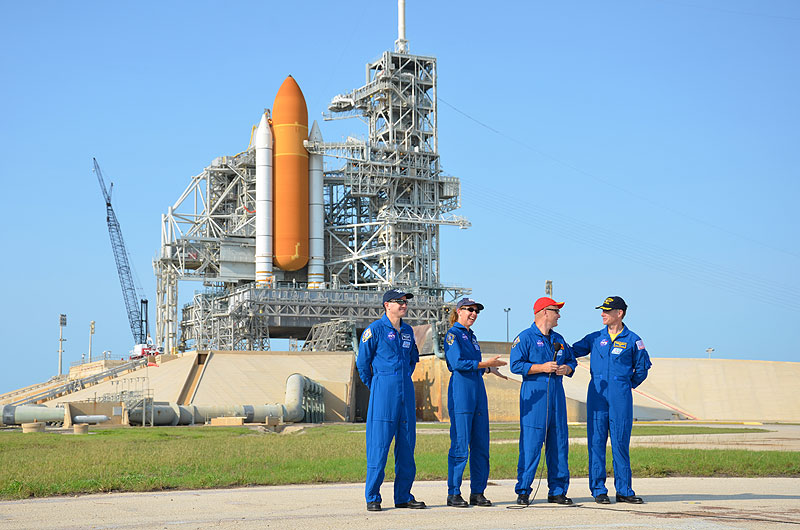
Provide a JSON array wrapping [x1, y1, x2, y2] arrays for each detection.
[[387, 331, 396, 340], [536, 340, 545, 347], [600, 339, 609, 346]]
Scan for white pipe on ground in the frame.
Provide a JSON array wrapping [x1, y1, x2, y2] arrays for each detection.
[[127, 373, 314, 425]]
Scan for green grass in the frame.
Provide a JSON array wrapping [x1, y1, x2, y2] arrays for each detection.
[[488, 424, 768, 440], [0, 424, 796, 500]]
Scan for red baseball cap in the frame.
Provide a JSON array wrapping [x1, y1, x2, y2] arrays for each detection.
[[534, 297, 565, 314]]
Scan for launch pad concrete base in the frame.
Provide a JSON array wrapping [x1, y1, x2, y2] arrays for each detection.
[[2, 477, 799, 530]]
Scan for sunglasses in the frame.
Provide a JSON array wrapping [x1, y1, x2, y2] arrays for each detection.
[[388, 299, 408, 305], [460, 307, 481, 314], [545, 308, 561, 314]]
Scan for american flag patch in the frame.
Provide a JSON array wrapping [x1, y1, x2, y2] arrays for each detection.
[[636, 340, 645, 350]]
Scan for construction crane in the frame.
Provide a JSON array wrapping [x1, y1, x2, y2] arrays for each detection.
[[92, 158, 150, 351]]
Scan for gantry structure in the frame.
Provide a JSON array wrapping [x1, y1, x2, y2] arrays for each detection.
[[154, 31, 469, 355]]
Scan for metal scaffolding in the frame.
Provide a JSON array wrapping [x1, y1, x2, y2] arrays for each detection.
[[154, 32, 469, 354]]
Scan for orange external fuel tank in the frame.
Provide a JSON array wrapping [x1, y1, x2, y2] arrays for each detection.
[[272, 75, 309, 271]]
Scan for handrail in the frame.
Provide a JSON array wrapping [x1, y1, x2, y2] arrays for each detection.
[[11, 358, 148, 405]]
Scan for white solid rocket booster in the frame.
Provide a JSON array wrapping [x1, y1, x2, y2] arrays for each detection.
[[307, 120, 324, 288], [255, 112, 274, 287]]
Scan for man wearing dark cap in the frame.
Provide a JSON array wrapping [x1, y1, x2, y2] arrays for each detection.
[[573, 296, 652, 505], [356, 289, 425, 512], [510, 297, 577, 506]]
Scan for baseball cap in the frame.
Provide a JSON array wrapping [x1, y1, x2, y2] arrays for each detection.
[[596, 296, 627, 311], [383, 289, 414, 303], [534, 297, 565, 314], [456, 297, 485, 311]]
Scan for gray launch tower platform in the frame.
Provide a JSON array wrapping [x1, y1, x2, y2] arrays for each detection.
[[154, 10, 469, 354]]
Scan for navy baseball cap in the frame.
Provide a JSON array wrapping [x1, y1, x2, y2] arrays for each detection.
[[596, 296, 627, 311], [383, 289, 414, 303], [456, 297, 484, 311]]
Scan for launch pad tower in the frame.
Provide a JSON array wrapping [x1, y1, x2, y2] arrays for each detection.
[[154, 4, 469, 354]]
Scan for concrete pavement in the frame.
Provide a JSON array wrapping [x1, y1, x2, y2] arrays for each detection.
[[2, 477, 799, 530]]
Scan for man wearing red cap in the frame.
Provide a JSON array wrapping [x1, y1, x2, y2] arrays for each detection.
[[510, 297, 577, 506], [573, 296, 652, 505]]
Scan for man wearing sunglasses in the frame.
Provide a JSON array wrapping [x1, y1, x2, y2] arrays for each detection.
[[510, 296, 577, 506], [356, 288, 425, 512], [572, 296, 652, 505]]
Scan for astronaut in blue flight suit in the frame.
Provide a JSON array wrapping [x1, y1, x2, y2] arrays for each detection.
[[356, 289, 426, 512], [572, 296, 652, 505], [443, 297, 507, 508], [510, 297, 577, 506]]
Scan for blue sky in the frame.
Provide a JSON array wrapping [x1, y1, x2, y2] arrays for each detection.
[[1, 0, 798, 394]]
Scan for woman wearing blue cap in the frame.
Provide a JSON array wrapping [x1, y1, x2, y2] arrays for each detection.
[[443, 297, 507, 508]]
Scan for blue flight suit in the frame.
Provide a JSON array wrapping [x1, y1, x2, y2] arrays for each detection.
[[444, 322, 490, 496], [356, 314, 420, 505], [572, 326, 652, 497], [510, 324, 577, 496]]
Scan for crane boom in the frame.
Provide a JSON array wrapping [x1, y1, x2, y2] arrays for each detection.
[[93, 158, 147, 345]]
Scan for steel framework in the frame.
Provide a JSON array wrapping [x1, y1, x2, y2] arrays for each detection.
[[154, 39, 469, 354]]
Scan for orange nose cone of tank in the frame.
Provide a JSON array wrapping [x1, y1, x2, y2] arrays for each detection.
[[272, 76, 309, 271]]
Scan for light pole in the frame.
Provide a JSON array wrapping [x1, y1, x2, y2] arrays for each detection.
[[58, 314, 67, 376], [503, 307, 511, 342], [89, 320, 95, 362], [706, 347, 714, 359]]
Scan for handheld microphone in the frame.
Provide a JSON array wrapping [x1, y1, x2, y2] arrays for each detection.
[[553, 342, 563, 362]]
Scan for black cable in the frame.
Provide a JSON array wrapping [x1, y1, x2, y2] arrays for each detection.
[[575, 504, 800, 525], [507, 343, 560, 509]]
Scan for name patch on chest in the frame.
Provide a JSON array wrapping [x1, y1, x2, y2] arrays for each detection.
[[611, 347, 623, 355], [613, 341, 627, 348], [402, 333, 412, 341]]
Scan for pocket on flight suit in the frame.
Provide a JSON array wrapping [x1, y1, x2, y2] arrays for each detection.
[[520, 386, 547, 429]]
